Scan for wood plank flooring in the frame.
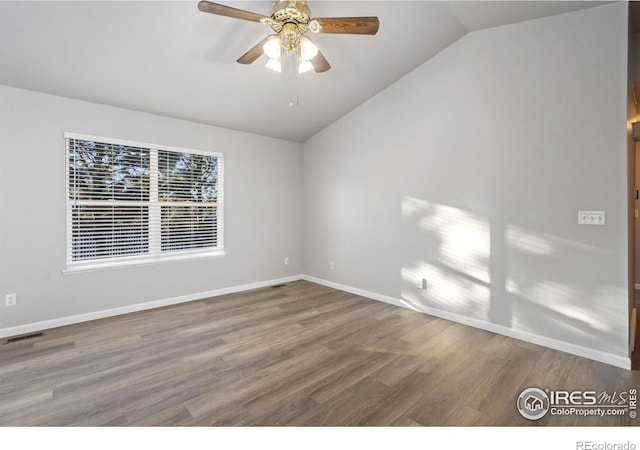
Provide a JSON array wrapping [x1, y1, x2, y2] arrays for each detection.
[[0, 280, 638, 426]]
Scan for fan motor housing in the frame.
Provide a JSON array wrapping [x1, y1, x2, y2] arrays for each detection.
[[270, 1, 311, 22], [266, 1, 312, 34]]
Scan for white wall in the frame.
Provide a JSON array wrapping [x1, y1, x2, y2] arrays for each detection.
[[0, 85, 302, 331], [302, 3, 630, 363]]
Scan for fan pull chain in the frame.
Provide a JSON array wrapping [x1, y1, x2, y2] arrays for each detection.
[[287, 52, 300, 107]]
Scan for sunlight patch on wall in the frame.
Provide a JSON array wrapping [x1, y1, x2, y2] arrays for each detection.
[[400, 201, 625, 351], [524, 280, 607, 332], [402, 197, 490, 284], [505, 224, 620, 345], [400, 197, 491, 319], [401, 263, 490, 313], [505, 227, 555, 256]]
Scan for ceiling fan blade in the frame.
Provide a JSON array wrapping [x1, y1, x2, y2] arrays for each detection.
[[314, 17, 379, 35], [237, 35, 273, 64], [311, 50, 331, 73], [198, 1, 267, 23]]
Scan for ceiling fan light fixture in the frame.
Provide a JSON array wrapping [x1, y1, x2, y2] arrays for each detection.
[[198, 1, 379, 104], [263, 36, 282, 59], [298, 59, 314, 74], [266, 58, 282, 73], [300, 37, 318, 61]]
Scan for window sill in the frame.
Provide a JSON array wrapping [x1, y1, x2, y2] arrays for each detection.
[[63, 250, 226, 274]]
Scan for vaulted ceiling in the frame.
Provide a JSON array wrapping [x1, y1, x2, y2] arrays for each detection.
[[0, 1, 606, 142]]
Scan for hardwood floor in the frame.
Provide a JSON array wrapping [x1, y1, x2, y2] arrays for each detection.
[[0, 280, 637, 426]]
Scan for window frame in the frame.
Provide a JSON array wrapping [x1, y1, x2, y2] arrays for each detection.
[[64, 132, 224, 273]]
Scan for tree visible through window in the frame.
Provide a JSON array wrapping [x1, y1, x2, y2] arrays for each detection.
[[158, 150, 220, 252], [65, 134, 224, 269]]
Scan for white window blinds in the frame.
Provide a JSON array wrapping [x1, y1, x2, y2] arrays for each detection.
[[65, 133, 224, 270]]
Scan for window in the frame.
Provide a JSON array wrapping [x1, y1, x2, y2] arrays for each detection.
[[65, 133, 223, 271]]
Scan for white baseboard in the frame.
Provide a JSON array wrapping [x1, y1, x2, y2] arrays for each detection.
[[302, 275, 631, 370], [0, 275, 303, 339], [2, 273, 631, 370]]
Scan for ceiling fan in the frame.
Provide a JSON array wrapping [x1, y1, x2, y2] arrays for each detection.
[[197, 1, 380, 74]]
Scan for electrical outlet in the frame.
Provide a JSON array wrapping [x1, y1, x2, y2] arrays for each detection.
[[5, 294, 16, 307], [417, 279, 427, 290], [284, 257, 289, 265], [330, 261, 335, 269]]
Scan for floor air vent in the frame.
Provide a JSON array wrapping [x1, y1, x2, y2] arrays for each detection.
[[5, 332, 45, 344], [272, 284, 286, 288]]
